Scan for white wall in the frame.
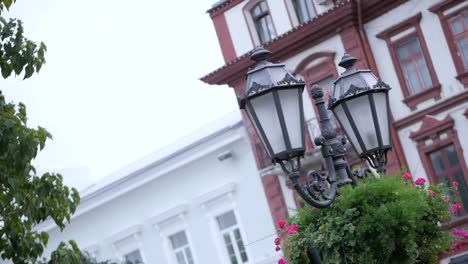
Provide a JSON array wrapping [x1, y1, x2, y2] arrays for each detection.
[[225, 1, 253, 57], [365, 0, 466, 120], [37, 124, 279, 264]]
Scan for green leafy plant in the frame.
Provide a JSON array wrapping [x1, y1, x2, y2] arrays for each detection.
[[0, 0, 81, 262], [282, 174, 452, 264]]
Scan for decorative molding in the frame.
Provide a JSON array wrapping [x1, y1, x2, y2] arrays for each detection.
[[376, 13, 422, 39], [393, 90, 468, 129], [409, 115, 455, 142], [293, 52, 336, 75], [148, 204, 189, 230], [195, 182, 237, 209], [401, 84, 442, 110]]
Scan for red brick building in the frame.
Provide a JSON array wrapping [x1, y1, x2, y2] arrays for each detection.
[[201, 0, 468, 262]]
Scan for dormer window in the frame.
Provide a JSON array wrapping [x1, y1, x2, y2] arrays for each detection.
[[292, 0, 316, 24], [250, 1, 276, 44]]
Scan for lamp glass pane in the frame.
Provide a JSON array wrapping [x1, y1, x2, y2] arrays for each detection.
[[267, 67, 291, 83], [342, 73, 367, 90], [246, 106, 271, 157], [347, 95, 379, 151], [332, 104, 362, 154], [250, 92, 286, 154], [360, 72, 378, 87], [373, 92, 390, 146], [278, 88, 303, 149]]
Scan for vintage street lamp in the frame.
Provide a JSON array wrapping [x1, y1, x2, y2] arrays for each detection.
[[239, 47, 392, 208], [329, 54, 392, 174]]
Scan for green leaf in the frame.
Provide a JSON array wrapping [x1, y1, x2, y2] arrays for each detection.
[[23, 64, 34, 79]]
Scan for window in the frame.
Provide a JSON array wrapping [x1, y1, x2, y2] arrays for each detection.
[[124, 250, 143, 264], [377, 13, 440, 110], [169, 231, 195, 264], [395, 37, 433, 95], [429, 145, 468, 216], [250, 1, 276, 44], [216, 211, 248, 264], [292, 0, 316, 24], [430, 2, 468, 86], [448, 10, 468, 71], [410, 115, 468, 224]]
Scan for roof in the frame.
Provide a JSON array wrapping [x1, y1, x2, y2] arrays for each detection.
[[207, 0, 232, 13], [200, 0, 352, 84], [200, 0, 410, 85], [79, 110, 244, 201]]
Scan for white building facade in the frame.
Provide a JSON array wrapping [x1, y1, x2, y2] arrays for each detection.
[[36, 112, 280, 264], [202, 0, 468, 262]]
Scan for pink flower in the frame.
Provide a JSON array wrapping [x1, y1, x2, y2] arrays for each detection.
[[274, 237, 281, 246], [277, 220, 287, 230], [311, 207, 318, 212], [275, 246, 281, 252], [287, 224, 298, 235], [453, 181, 459, 188], [414, 178, 426, 186], [402, 172, 412, 180], [449, 203, 463, 216], [428, 190, 437, 197], [278, 258, 288, 264], [452, 229, 468, 239], [452, 241, 463, 251]]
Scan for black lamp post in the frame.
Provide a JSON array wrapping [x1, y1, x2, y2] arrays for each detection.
[[239, 47, 392, 209]]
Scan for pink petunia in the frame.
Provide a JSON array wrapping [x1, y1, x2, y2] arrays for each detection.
[[452, 241, 463, 251], [277, 220, 287, 230], [414, 178, 426, 186], [451, 229, 468, 239], [275, 246, 281, 252], [278, 258, 288, 264], [449, 203, 463, 216], [287, 224, 299, 235], [453, 181, 459, 188], [402, 172, 412, 180], [428, 190, 437, 197], [274, 237, 281, 246]]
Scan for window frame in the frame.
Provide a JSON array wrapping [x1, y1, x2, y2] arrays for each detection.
[[215, 210, 249, 264], [410, 115, 468, 227], [243, 0, 277, 46], [430, 1, 468, 87], [377, 13, 441, 110], [290, 0, 317, 25], [168, 230, 196, 264]]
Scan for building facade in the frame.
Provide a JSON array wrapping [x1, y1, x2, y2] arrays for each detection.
[[34, 112, 280, 264], [201, 0, 468, 262]]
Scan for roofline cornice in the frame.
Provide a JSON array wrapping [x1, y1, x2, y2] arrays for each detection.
[[201, 0, 410, 86]]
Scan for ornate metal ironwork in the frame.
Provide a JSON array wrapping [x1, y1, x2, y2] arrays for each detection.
[[279, 84, 361, 208]]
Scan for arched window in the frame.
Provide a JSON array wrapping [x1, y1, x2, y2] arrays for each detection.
[[250, 1, 276, 44]]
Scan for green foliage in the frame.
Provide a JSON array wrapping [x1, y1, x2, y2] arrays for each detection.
[[0, 0, 46, 80], [0, 90, 80, 262], [37, 241, 122, 264], [283, 176, 452, 264], [0, 0, 82, 263]]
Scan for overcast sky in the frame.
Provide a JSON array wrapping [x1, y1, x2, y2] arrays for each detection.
[[3, 0, 239, 188]]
